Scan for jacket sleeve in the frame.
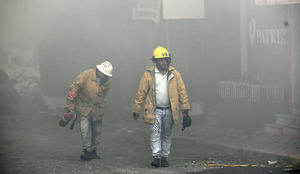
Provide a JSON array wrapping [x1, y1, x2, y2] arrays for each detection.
[[175, 71, 191, 111], [133, 71, 150, 114], [65, 72, 85, 111]]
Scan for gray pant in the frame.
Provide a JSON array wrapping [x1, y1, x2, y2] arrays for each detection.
[[150, 108, 173, 158], [79, 112, 102, 152]]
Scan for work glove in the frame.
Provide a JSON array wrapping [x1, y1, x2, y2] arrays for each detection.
[[133, 112, 139, 120], [182, 110, 192, 131], [59, 110, 73, 127]]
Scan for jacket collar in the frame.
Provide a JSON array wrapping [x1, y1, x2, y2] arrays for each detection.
[[147, 65, 175, 73], [91, 69, 97, 81], [148, 66, 175, 81]]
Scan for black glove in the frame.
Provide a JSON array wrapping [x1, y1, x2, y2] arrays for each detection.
[[182, 112, 192, 131], [133, 112, 139, 120]]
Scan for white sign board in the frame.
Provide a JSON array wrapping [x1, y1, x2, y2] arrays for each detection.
[[255, 0, 300, 5], [163, 0, 205, 19]]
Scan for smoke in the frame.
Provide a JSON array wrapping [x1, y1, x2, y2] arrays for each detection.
[[0, 0, 298, 136]]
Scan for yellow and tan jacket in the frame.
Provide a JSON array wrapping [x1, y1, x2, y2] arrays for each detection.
[[65, 69, 110, 121], [133, 66, 190, 124]]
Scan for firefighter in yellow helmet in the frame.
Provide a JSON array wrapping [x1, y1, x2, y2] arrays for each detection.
[[133, 46, 192, 167], [60, 61, 113, 161]]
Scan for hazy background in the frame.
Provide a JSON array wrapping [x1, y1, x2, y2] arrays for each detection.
[[0, 0, 299, 133]]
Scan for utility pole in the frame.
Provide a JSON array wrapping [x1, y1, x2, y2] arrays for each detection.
[[288, 5, 295, 114], [240, 0, 248, 78]]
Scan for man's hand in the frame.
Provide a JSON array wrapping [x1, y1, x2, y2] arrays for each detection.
[[59, 110, 74, 127], [133, 112, 140, 120], [182, 110, 192, 131], [65, 110, 73, 120]]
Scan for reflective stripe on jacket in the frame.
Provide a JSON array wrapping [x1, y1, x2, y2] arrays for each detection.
[[133, 66, 190, 124], [65, 69, 110, 121]]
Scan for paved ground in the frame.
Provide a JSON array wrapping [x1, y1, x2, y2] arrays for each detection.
[[189, 112, 300, 159], [0, 109, 298, 174]]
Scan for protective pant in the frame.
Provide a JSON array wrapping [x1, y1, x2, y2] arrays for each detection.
[[150, 108, 173, 158], [79, 112, 102, 152]]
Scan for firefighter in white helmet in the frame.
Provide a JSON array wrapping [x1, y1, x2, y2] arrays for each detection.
[[60, 61, 113, 161], [133, 46, 192, 167]]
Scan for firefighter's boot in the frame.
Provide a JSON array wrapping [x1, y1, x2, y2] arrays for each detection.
[[90, 150, 100, 159], [80, 149, 93, 161], [161, 157, 169, 167], [151, 156, 161, 167]]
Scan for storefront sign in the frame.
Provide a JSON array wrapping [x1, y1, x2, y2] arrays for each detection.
[[248, 17, 288, 45]]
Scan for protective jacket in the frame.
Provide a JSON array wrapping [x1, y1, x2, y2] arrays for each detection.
[[65, 69, 110, 121], [133, 66, 190, 124]]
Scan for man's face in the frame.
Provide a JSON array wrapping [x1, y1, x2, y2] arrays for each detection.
[[96, 70, 109, 84], [155, 58, 170, 71]]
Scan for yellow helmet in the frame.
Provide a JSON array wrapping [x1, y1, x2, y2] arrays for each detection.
[[152, 46, 170, 60]]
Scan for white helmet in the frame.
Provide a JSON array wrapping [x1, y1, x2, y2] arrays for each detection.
[[96, 61, 113, 77]]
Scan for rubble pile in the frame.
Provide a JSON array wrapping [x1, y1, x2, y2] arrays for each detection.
[[0, 68, 19, 114], [1, 65, 46, 114]]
